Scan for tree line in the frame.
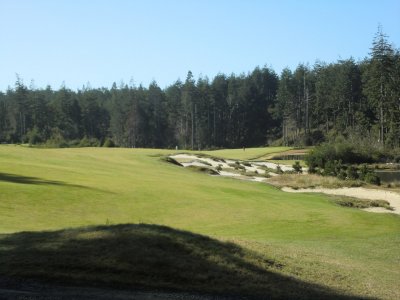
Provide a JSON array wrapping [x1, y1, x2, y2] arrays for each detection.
[[0, 28, 399, 149]]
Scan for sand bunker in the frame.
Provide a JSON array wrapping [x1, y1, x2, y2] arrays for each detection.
[[282, 187, 400, 215], [169, 154, 400, 214], [170, 154, 271, 182]]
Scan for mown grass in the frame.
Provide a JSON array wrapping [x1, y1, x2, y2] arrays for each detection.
[[198, 146, 292, 160], [0, 145, 399, 299], [0, 223, 362, 299]]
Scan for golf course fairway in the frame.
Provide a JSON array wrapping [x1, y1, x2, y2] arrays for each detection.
[[0, 146, 399, 299]]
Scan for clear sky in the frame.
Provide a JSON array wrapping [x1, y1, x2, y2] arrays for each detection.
[[0, 0, 399, 91]]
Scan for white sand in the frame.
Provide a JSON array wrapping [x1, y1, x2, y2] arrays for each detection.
[[218, 170, 241, 177], [171, 154, 399, 214], [282, 187, 400, 214], [253, 161, 294, 172], [170, 154, 272, 181], [181, 161, 209, 167], [251, 176, 267, 182]]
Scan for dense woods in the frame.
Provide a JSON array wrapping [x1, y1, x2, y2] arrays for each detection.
[[1, 29, 399, 149]]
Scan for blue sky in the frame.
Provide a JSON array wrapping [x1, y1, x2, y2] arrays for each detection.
[[0, 0, 399, 91]]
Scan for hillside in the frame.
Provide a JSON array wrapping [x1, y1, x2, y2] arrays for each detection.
[[0, 146, 399, 299]]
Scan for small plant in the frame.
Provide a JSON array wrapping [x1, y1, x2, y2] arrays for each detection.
[[346, 166, 359, 180], [276, 165, 283, 174], [364, 172, 381, 186], [323, 160, 336, 176], [307, 161, 318, 174], [337, 170, 347, 180], [359, 164, 370, 180], [216, 165, 222, 171], [102, 138, 115, 147], [292, 161, 303, 174]]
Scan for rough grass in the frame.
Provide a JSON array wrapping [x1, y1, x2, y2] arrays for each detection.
[[330, 196, 393, 210], [267, 174, 363, 189], [0, 145, 399, 299]]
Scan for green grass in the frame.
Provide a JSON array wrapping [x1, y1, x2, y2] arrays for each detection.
[[0, 145, 399, 299], [198, 146, 292, 160], [267, 159, 307, 167]]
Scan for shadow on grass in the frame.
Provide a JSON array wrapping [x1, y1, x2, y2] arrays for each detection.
[[0, 224, 370, 300], [0, 172, 110, 193]]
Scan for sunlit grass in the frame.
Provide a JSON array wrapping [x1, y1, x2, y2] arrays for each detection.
[[0, 145, 399, 299]]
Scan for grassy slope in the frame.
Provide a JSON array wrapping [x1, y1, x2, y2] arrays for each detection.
[[198, 146, 292, 160], [0, 145, 399, 299]]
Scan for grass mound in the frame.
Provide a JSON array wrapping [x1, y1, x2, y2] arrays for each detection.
[[187, 165, 219, 175], [0, 146, 399, 299], [0, 224, 361, 299], [161, 156, 182, 166]]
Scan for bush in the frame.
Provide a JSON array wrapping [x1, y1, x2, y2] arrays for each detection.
[[307, 162, 317, 174], [346, 166, 359, 180], [102, 138, 115, 147], [292, 161, 302, 174], [27, 126, 43, 145], [323, 160, 337, 176], [276, 165, 283, 174], [45, 130, 68, 148], [79, 136, 101, 147], [359, 164, 370, 180], [216, 165, 222, 172], [337, 170, 347, 180], [305, 141, 372, 170], [364, 172, 381, 186]]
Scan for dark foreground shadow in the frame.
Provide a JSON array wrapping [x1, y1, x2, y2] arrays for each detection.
[[0, 224, 371, 300], [0, 172, 110, 193]]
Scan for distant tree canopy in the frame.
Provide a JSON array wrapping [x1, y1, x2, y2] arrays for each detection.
[[0, 28, 399, 149]]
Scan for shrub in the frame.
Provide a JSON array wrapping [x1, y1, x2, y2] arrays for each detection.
[[346, 166, 359, 180], [102, 138, 115, 147], [359, 164, 370, 180], [216, 165, 222, 172], [276, 165, 283, 174], [79, 136, 101, 147], [364, 172, 381, 186], [27, 126, 42, 145], [323, 160, 337, 176], [307, 162, 317, 174], [45, 130, 68, 148], [337, 170, 347, 180], [292, 161, 302, 174], [305, 141, 373, 170]]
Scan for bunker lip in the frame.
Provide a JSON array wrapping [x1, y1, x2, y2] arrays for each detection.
[[170, 153, 400, 215], [169, 153, 287, 182]]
